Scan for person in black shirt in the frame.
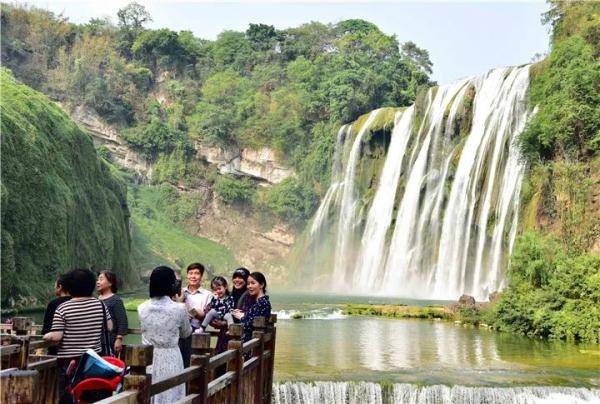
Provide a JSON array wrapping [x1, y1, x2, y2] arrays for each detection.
[[97, 270, 128, 355], [42, 273, 72, 355], [231, 267, 250, 309]]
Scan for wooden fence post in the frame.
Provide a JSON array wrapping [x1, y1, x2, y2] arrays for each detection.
[[0, 369, 38, 404], [190, 333, 210, 403], [252, 317, 266, 404], [227, 324, 244, 404], [265, 314, 277, 403], [191, 332, 212, 357], [12, 318, 32, 336], [122, 345, 153, 404], [12, 317, 33, 370]]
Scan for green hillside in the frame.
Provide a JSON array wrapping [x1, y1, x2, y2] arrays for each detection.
[[1, 69, 132, 308]]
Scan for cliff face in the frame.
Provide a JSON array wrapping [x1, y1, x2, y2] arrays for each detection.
[[68, 105, 153, 179], [194, 143, 294, 185], [0, 69, 132, 307], [63, 102, 297, 280]]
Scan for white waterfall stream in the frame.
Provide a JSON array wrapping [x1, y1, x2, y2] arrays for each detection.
[[273, 382, 600, 404], [308, 66, 533, 301]]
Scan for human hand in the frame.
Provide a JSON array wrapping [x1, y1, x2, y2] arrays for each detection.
[[114, 338, 123, 353], [232, 309, 244, 320]]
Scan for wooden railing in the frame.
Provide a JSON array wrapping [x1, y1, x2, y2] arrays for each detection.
[[0, 317, 59, 404], [0, 315, 277, 404]]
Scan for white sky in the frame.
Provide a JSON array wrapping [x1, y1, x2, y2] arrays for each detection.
[[15, 0, 551, 84]]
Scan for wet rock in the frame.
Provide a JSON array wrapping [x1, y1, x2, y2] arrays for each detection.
[[458, 294, 476, 306], [489, 291, 500, 303]]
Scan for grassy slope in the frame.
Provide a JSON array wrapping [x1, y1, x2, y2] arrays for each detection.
[[128, 185, 238, 278]]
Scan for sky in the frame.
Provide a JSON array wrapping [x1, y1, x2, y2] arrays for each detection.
[[17, 0, 551, 84]]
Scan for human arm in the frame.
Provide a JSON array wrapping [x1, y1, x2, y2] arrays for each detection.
[[43, 308, 65, 342], [113, 297, 129, 353]]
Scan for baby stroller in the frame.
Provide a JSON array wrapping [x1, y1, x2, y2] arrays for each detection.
[[65, 350, 126, 403]]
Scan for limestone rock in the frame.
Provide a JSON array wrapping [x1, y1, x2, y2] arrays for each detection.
[[68, 105, 151, 179], [194, 142, 294, 184]]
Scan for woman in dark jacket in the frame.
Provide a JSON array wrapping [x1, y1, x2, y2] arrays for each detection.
[[232, 272, 271, 342], [97, 270, 128, 355]]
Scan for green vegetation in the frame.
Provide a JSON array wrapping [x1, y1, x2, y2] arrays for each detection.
[[128, 184, 238, 275], [1, 3, 432, 222], [519, 1, 599, 161], [486, 1, 600, 343], [214, 176, 256, 204], [487, 232, 600, 343], [262, 178, 318, 222], [342, 304, 452, 320], [123, 298, 146, 311], [1, 69, 132, 308]]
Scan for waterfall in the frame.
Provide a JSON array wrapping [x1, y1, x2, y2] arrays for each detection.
[[332, 109, 382, 287], [353, 107, 414, 290], [310, 125, 349, 237], [273, 382, 600, 404], [307, 66, 532, 300]]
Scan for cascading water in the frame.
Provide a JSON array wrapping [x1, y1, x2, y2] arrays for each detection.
[[307, 66, 533, 300], [273, 382, 600, 404], [332, 109, 383, 287]]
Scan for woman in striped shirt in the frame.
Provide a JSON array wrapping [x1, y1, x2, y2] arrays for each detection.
[[44, 269, 112, 403]]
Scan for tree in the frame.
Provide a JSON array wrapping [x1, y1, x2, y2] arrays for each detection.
[[116, 2, 152, 58], [401, 41, 433, 74], [246, 23, 279, 52], [117, 2, 152, 32]]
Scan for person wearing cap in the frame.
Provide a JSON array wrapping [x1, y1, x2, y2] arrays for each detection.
[[231, 267, 250, 309]]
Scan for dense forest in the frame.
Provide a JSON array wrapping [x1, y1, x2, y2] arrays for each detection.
[[1, 2, 432, 222]]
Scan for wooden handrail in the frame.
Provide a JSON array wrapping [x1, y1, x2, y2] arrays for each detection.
[[242, 338, 260, 353], [207, 349, 236, 370], [0, 339, 56, 357], [149, 365, 203, 396], [206, 371, 236, 396]]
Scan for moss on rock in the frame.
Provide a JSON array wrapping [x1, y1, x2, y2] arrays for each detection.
[[1, 68, 132, 308]]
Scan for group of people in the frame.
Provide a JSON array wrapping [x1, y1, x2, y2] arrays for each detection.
[[41, 263, 271, 404]]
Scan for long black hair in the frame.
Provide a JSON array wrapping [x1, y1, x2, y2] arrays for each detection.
[[249, 272, 267, 294]]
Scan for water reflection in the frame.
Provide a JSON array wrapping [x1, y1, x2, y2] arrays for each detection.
[[275, 317, 600, 386]]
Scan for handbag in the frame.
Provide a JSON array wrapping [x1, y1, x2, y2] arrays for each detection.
[[99, 300, 114, 357]]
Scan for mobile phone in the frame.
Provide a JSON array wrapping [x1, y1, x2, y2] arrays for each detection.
[[173, 279, 182, 297]]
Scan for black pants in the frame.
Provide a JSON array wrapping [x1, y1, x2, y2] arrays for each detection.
[[178, 326, 197, 368]]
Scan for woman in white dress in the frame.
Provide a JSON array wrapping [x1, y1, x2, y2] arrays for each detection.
[[138, 266, 192, 404]]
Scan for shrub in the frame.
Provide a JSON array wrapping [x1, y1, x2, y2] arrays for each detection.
[[214, 176, 255, 204], [263, 177, 317, 221]]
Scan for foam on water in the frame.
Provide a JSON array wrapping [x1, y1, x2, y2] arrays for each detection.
[[273, 382, 600, 404]]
